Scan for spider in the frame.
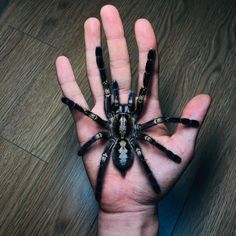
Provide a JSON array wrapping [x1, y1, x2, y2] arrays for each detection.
[[61, 46, 199, 201]]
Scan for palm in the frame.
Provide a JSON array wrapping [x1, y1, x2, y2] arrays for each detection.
[[56, 5, 210, 213], [75, 93, 196, 212]]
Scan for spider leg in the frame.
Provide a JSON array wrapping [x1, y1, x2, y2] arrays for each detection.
[[131, 142, 161, 194], [140, 117, 199, 131], [111, 80, 120, 112], [135, 49, 156, 119], [95, 140, 115, 201], [61, 97, 109, 128], [128, 91, 136, 113], [95, 46, 112, 118], [138, 133, 181, 163], [78, 131, 109, 156]]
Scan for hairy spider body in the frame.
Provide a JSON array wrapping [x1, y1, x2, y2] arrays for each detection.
[[61, 46, 199, 201], [111, 106, 135, 175]]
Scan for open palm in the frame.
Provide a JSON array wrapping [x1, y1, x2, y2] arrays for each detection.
[[56, 5, 210, 213]]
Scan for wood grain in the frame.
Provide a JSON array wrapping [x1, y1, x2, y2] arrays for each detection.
[[0, 137, 46, 234], [0, 0, 235, 235], [0, 26, 74, 161], [0, 126, 98, 235]]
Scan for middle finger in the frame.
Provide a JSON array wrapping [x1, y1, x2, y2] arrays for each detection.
[[100, 5, 131, 102]]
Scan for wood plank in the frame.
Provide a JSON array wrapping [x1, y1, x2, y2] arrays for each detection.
[[0, 126, 98, 235], [0, 137, 46, 234], [171, 1, 236, 234], [0, 26, 74, 161], [172, 117, 236, 235], [153, 0, 236, 235], [0, 0, 236, 235], [0, 24, 53, 117], [172, 53, 236, 235]]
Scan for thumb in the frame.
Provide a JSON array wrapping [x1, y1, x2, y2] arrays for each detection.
[[172, 94, 211, 159]]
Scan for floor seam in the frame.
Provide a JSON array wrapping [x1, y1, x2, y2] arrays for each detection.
[[0, 135, 48, 164], [8, 24, 57, 49]]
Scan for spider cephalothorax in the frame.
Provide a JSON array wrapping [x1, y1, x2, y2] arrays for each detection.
[[62, 46, 199, 201]]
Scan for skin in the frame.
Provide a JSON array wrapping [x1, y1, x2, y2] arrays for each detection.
[[55, 5, 211, 235]]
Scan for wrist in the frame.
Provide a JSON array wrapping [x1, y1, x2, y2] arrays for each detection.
[[98, 207, 159, 236]]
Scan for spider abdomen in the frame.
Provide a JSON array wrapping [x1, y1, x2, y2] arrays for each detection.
[[112, 138, 134, 176]]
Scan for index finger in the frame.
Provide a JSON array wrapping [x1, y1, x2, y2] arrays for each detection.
[[55, 56, 89, 121]]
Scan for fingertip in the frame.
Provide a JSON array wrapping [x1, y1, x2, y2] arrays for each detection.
[[84, 17, 101, 51], [172, 94, 212, 154], [135, 18, 157, 51], [192, 93, 211, 104], [200, 94, 212, 106], [135, 18, 152, 31], [135, 18, 149, 27], [100, 4, 118, 17], [55, 56, 74, 80], [84, 17, 100, 26], [100, 4, 124, 39], [182, 94, 212, 124], [55, 55, 70, 67], [84, 17, 100, 32]]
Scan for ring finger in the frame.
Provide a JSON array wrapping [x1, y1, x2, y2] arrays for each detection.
[[135, 19, 159, 103]]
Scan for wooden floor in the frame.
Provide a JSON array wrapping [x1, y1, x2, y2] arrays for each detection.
[[0, 0, 235, 235]]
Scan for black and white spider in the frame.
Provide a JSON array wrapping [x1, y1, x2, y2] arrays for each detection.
[[61, 46, 199, 201]]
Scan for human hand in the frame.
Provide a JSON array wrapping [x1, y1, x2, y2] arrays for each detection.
[[56, 5, 211, 235]]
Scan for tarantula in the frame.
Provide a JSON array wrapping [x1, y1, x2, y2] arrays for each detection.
[[61, 46, 199, 201]]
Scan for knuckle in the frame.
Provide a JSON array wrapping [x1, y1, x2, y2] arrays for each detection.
[[110, 57, 130, 70]]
